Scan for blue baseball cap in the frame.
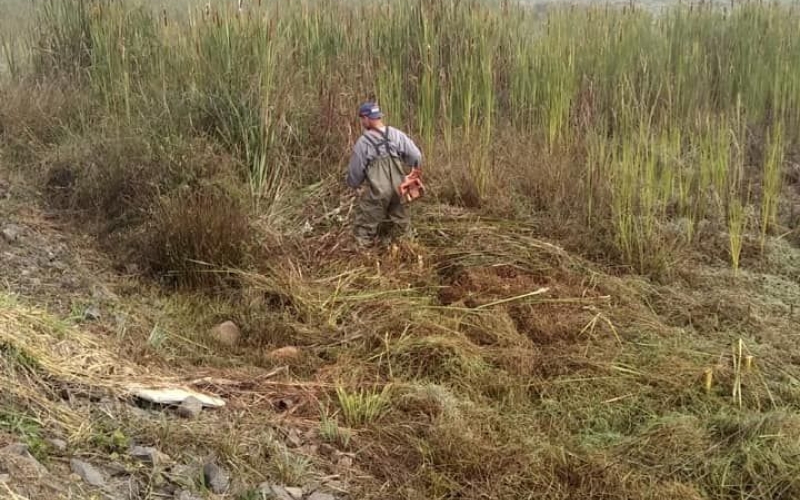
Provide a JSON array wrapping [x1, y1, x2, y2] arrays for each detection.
[[358, 102, 383, 119]]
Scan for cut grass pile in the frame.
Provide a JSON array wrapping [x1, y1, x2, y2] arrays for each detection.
[[4, 203, 799, 499]]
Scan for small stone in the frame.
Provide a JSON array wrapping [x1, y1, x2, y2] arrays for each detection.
[[84, 304, 101, 321], [175, 490, 203, 500], [267, 346, 301, 361], [307, 492, 336, 500], [1, 224, 22, 243], [285, 486, 304, 499], [202, 462, 230, 494], [70, 459, 105, 487], [130, 446, 171, 466], [106, 461, 129, 476], [257, 483, 294, 500], [2, 443, 28, 455], [176, 397, 203, 419], [210, 321, 240, 347], [48, 438, 68, 452]]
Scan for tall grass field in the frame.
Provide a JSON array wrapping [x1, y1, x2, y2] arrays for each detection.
[[5, 0, 798, 276]]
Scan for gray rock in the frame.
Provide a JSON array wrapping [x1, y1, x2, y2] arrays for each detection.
[[2, 443, 48, 474], [71, 459, 105, 487], [202, 462, 229, 494], [175, 490, 203, 500], [106, 461, 130, 476], [268, 346, 301, 361], [285, 486, 304, 499], [84, 304, 102, 321], [176, 396, 203, 419], [307, 492, 336, 500], [130, 446, 171, 466], [1, 224, 22, 243], [257, 483, 295, 500], [47, 438, 68, 452], [2, 443, 29, 455]]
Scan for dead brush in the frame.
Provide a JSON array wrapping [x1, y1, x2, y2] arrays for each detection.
[[0, 80, 88, 157], [141, 185, 253, 289], [378, 332, 489, 383]]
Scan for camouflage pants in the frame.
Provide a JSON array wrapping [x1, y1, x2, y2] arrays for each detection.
[[353, 155, 411, 244]]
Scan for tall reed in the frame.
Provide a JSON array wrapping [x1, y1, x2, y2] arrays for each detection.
[[13, 0, 800, 275]]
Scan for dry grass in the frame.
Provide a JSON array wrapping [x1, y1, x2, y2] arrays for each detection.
[[141, 184, 253, 289]]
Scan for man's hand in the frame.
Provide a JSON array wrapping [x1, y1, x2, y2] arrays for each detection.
[[408, 167, 422, 180]]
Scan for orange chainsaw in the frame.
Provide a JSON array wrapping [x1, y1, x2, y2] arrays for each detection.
[[398, 169, 425, 204]]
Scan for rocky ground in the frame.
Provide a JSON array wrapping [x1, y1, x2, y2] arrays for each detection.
[[0, 174, 346, 500]]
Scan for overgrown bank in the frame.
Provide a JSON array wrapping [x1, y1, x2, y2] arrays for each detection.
[[2, 0, 799, 279]]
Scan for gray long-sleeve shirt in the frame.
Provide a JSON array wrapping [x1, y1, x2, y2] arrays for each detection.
[[346, 127, 422, 188]]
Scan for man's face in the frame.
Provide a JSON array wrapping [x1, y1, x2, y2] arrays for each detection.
[[359, 115, 370, 129]]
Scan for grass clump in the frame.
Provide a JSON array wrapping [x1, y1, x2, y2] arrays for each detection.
[[142, 185, 253, 288], [0, 406, 48, 460], [319, 411, 352, 449], [335, 384, 393, 428]]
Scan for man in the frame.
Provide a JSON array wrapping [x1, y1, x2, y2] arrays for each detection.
[[347, 102, 423, 247]]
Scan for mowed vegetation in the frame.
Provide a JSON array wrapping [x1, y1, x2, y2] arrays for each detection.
[[1, 0, 800, 499]]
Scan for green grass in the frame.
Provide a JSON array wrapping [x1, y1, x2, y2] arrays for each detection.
[[0, 407, 48, 460], [335, 384, 393, 428]]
